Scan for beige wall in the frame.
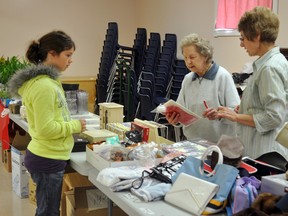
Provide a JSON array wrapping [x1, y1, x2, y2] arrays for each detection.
[[0, 0, 138, 78], [1, 0, 288, 77]]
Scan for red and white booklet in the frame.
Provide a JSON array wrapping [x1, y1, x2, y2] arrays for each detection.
[[163, 100, 202, 126]]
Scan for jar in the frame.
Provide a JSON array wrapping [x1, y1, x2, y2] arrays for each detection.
[[20, 105, 27, 120]]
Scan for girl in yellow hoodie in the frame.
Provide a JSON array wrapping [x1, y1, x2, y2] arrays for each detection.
[[8, 31, 86, 216]]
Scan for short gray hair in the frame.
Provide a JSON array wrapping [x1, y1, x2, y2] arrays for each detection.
[[180, 33, 213, 63]]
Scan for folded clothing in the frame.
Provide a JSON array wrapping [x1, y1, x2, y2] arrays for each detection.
[[131, 178, 171, 202]]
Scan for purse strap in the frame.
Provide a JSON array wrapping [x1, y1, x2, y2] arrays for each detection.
[[200, 145, 223, 176]]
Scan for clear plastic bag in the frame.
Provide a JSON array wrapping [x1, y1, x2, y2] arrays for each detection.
[[128, 142, 158, 167]]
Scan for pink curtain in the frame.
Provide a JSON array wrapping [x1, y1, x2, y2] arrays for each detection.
[[216, 0, 272, 29]]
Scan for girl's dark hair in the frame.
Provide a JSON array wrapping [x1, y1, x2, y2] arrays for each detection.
[[26, 31, 75, 64]]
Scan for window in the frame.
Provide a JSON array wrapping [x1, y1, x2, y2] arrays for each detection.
[[214, 0, 279, 37]]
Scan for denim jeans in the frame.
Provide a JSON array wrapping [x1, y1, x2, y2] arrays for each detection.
[[31, 170, 65, 216]]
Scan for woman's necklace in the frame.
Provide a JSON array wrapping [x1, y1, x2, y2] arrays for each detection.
[[199, 63, 213, 84]]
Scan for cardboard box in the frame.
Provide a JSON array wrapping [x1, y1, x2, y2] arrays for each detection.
[[260, 173, 288, 196], [60, 172, 94, 216], [99, 102, 124, 129], [86, 145, 139, 170], [11, 131, 31, 198], [79, 129, 118, 143], [3, 149, 12, 172], [65, 187, 127, 216], [29, 177, 37, 205], [86, 145, 162, 171]]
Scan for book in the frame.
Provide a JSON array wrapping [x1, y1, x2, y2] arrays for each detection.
[[163, 99, 202, 126], [131, 121, 150, 142]]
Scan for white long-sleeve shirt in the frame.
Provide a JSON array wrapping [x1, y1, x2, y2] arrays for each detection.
[[239, 47, 288, 159]]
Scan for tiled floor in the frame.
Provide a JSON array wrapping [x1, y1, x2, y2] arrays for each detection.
[[0, 154, 36, 216]]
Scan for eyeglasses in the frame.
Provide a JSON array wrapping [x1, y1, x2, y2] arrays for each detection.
[[132, 170, 151, 189], [131, 155, 187, 189]]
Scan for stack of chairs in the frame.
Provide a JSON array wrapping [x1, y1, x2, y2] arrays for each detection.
[[167, 59, 189, 100], [141, 32, 161, 73], [133, 28, 147, 80], [106, 48, 134, 103], [94, 23, 147, 120], [136, 33, 178, 121], [94, 23, 187, 139], [154, 58, 189, 142], [107, 49, 136, 122], [280, 48, 288, 61], [136, 32, 161, 120], [154, 33, 177, 105], [94, 22, 119, 114]]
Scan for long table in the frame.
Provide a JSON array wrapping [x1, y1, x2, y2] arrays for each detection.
[[9, 113, 29, 132], [9, 113, 224, 216], [88, 168, 192, 216], [9, 113, 95, 175]]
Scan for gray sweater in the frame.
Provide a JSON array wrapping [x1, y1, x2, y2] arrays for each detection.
[[177, 62, 240, 143]]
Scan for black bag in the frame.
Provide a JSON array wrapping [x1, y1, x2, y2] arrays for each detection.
[[242, 152, 288, 180], [148, 155, 187, 183], [132, 155, 186, 189]]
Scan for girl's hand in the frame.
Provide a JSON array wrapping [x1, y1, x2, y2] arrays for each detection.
[[79, 119, 86, 132]]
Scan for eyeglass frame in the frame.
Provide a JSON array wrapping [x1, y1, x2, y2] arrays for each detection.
[[131, 155, 187, 189], [132, 170, 152, 189]]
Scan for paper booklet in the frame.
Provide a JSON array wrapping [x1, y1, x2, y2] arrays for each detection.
[[163, 100, 202, 126]]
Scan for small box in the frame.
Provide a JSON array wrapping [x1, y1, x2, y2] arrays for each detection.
[[86, 145, 138, 170], [86, 145, 162, 171], [11, 131, 31, 198], [131, 122, 150, 142], [134, 118, 160, 143], [106, 122, 131, 140], [29, 177, 37, 205], [99, 103, 124, 129], [79, 129, 118, 143], [8, 103, 21, 114], [260, 174, 288, 196]]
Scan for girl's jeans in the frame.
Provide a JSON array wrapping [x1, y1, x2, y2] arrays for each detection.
[[31, 170, 65, 216]]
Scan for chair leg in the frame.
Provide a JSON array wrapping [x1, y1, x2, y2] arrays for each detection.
[[173, 125, 182, 142]]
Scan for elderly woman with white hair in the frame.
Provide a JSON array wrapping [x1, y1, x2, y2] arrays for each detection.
[[165, 33, 240, 143]]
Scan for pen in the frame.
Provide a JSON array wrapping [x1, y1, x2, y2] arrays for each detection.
[[203, 101, 209, 109]]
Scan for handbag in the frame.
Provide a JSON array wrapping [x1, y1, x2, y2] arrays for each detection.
[[227, 176, 261, 215], [165, 172, 219, 216], [171, 145, 239, 215], [242, 152, 287, 180]]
